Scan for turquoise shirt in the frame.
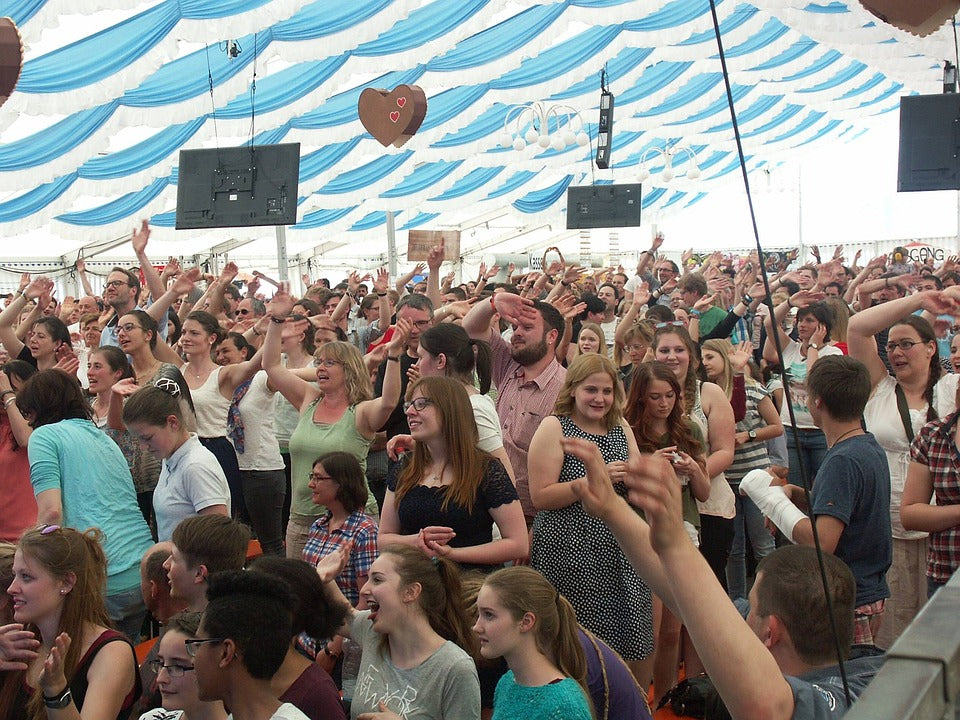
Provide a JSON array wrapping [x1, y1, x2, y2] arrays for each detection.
[[492, 671, 592, 720], [29, 418, 154, 594]]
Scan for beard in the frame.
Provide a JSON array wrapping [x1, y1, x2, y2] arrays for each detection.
[[511, 335, 548, 365]]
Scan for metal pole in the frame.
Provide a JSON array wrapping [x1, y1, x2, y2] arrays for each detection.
[[275, 225, 289, 284], [386, 211, 398, 279]]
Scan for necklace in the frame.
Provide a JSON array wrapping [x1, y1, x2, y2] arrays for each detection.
[[834, 427, 861, 444], [426, 463, 447, 486]]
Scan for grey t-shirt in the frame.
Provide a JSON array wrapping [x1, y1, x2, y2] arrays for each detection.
[[786, 654, 883, 719], [349, 610, 481, 720]]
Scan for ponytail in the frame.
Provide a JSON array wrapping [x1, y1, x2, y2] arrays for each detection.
[[483, 567, 594, 715], [471, 339, 493, 395], [378, 546, 480, 660]]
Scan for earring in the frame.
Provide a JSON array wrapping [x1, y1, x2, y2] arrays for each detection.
[[59, 589, 65, 595]]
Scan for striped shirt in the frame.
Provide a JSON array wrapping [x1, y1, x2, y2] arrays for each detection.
[[726, 381, 772, 482]]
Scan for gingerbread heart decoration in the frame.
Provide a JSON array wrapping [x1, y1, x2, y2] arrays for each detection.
[[358, 85, 428, 148], [0, 18, 23, 108]]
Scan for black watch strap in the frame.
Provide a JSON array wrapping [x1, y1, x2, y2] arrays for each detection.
[[43, 686, 72, 709]]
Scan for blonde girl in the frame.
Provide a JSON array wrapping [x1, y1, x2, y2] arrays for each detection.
[[475, 566, 592, 720]]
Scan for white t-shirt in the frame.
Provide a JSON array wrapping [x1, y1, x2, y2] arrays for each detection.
[[864, 374, 955, 541], [236, 371, 284, 471], [780, 341, 842, 429], [154, 433, 231, 541], [470, 392, 504, 454], [139, 710, 183, 720]]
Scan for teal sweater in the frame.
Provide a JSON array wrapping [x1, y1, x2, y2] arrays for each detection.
[[492, 671, 592, 720]]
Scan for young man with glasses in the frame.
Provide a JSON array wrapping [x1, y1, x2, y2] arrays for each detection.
[[100, 220, 173, 349], [190, 571, 309, 720]]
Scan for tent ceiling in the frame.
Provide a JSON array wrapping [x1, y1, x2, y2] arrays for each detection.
[[0, 0, 952, 263]]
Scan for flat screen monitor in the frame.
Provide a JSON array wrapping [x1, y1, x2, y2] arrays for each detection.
[[175, 143, 301, 229], [898, 94, 960, 192], [566, 183, 642, 229]]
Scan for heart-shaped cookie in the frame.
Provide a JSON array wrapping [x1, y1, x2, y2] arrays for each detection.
[[358, 85, 428, 148]]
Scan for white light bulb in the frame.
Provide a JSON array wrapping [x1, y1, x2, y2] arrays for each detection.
[[562, 130, 576, 146], [551, 136, 565, 151], [524, 128, 539, 144], [638, 167, 650, 182], [662, 167, 675, 183], [537, 134, 550, 148], [575, 132, 589, 146], [686, 166, 701, 180], [499, 133, 513, 149], [513, 137, 526, 151]]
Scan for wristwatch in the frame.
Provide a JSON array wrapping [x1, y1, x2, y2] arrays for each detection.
[[43, 687, 72, 709], [748, 429, 757, 441], [809, 342, 821, 350]]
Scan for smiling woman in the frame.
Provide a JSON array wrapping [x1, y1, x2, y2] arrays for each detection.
[[527, 353, 654, 687]]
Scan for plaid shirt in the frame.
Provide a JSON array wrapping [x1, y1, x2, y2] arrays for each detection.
[[910, 411, 960, 582], [302, 510, 378, 605]]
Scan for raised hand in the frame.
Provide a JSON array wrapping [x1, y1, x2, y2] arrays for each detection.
[[788, 289, 825, 309], [566, 436, 621, 520], [315, 542, 351, 583], [651, 232, 665, 253], [24, 276, 54, 302], [491, 292, 537, 326], [38, 632, 71, 697], [443, 297, 479, 320], [633, 281, 651, 307], [131, 219, 150, 255], [245, 276, 260, 297], [219, 261, 239, 286], [266, 283, 295, 318], [373, 267, 389, 295], [386, 317, 413, 355], [171, 267, 201, 297], [693, 293, 717, 313], [75, 258, 86, 274], [484, 264, 501, 280], [110, 377, 141, 398], [427, 238, 445, 270], [728, 341, 753, 374]]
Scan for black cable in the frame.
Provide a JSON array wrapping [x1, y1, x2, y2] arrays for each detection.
[[248, 32, 258, 149], [706, 0, 852, 705], [203, 44, 222, 166]]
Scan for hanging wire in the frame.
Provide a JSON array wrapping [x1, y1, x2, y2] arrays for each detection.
[[248, 32, 258, 149], [705, 0, 852, 704], [204, 44, 222, 164]]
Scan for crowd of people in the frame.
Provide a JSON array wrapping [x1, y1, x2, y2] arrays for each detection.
[[1, 221, 959, 719]]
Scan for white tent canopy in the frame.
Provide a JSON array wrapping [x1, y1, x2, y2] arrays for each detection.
[[0, 0, 954, 282]]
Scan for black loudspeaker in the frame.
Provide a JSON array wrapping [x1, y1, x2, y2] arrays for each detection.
[[566, 183, 642, 229], [897, 94, 960, 192], [596, 91, 614, 169]]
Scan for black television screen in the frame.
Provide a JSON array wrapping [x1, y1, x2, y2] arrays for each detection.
[[175, 143, 301, 229], [566, 183, 642, 229], [898, 94, 960, 192]]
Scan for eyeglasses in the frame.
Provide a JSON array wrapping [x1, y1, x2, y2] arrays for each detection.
[[105, 280, 129, 289], [625, 344, 646, 352], [314, 358, 343, 368], [184, 638, 225, 657], [404, 397, 434, 413], [885, 340, 924, 353], [655, 321, 685, 330], [118, 323, 141, 334], [411, 320, 431, 329], [308, 473, 336, 483], [147, 660, 194, 677]]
